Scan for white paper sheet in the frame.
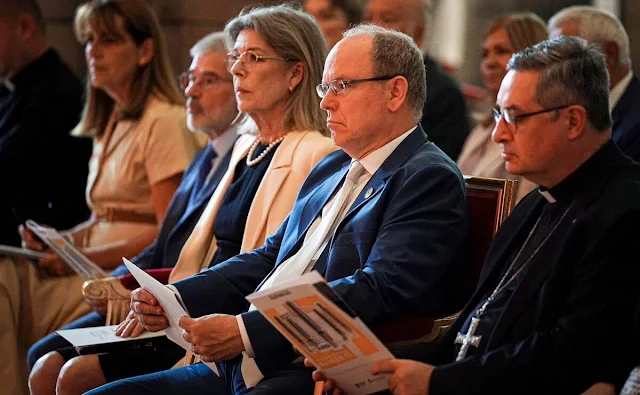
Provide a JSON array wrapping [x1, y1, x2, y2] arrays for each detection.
[[57, 325, 165, 347], [122, 258, 219, 375]]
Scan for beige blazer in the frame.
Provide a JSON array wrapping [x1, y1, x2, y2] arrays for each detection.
[[457, 122, 536, 202], [169, 130, 337, 282]]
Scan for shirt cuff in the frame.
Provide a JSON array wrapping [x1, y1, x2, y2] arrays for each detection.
[[237, 314, 255, 358]]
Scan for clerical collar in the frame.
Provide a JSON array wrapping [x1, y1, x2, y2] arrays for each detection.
[[9, 48, 59, 90], [537, 140, 618, 204]]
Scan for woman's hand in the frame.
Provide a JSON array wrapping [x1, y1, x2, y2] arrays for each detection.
[[18, 225, 47, 251], [38, 253, 74, 276]]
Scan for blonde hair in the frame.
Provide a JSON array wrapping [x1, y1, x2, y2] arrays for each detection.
[[481, 13, 548, 126], [486, 12, 548, 53], [225, 4, 329, 135], [73, 0, 183, 137]]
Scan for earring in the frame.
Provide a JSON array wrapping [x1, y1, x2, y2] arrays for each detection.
[[288, 86, 294, 93]]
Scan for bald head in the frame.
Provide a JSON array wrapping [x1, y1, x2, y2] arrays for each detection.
[[363, 0, 429, 48]]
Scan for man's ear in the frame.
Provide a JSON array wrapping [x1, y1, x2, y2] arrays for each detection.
[[17, 13, 37, 42], [601, 41, 621, 71], [387, 76, 409, 113], [137, 38, 154, 67], [566, 105, 587, 141]]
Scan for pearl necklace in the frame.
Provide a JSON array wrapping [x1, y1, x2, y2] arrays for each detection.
[[246, 135, 285, 167]]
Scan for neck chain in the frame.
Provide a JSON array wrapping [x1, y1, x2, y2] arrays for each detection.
[[246, 136, 285, 167], [477, 199, 576, 318], [454, 199, 577, 361]]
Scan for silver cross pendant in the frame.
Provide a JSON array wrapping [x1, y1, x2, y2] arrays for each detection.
[[454, 317, 483, 361]]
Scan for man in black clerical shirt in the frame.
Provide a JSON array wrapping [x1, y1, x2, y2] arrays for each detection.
[[311, 36, 640, 395], [0, 0, 91, 246]]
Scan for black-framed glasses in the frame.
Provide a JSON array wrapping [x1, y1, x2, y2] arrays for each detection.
[[178, 71, 232, 91], [316, 75, 398, 98], [492, 104, 573, 131], [225, 50, 298, 72]]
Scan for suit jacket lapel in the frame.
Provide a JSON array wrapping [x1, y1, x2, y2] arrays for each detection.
[[278, 160, 350, 265], [335, 126, 429, 234], [168, 146, 234, 248], [242, 131, 302, 251], [612, 76, 640, 142]]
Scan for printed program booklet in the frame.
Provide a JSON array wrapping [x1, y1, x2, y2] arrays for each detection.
[[25, 220, 107, 279], [247, 271, 393, 395]]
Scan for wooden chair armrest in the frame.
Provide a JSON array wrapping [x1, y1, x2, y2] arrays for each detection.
[[82, 276, 132, 302]]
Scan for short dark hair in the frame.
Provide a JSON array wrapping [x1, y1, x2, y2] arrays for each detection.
[[331, 0, 363, 27], [508, 36, 612, 132], [1, 0, 45, 31]]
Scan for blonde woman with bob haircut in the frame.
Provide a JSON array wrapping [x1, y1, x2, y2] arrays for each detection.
[[25, 5, 336, 395], [457, 12, 548, 202], [1, 1, 203, 393]]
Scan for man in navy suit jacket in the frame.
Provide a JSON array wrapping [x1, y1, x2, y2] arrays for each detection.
[[549, 6, 640, 162], [27, 31, 239, 370], [98, 24, 468, 395]]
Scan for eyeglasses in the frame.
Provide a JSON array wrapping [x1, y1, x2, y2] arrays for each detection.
[[178, 71, 232, 91], [492, 104, 573, 131], [316, 76, 398, 98], [225, 50, 298, 72]]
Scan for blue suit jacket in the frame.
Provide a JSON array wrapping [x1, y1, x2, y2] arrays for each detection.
[[612, 75, 640, 162], [174, 126, 468, 376], [110, 144, 233, 277]]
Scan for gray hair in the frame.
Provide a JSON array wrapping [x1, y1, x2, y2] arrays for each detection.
[[225, 4, 329, 135], [344, 24, 426, 122], [548, 6, 631, 67], [190, 31, 228, 57], [508, 36, 611, 132]]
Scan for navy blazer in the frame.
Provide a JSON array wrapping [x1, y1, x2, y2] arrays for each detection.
[[612, 75, 640, 162], [110, 144, 233, 277], [174, 126, 468, 376]]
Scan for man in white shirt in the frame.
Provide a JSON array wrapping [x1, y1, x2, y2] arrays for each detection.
[[549, 6, 640, 162], [89, 25, 469, 395]]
